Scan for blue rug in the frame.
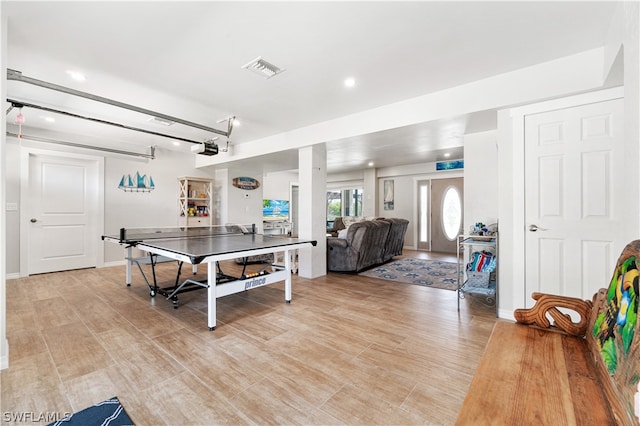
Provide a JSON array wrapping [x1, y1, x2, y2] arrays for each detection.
[[359, 258, 459, 290], [48, 396, 134, 426]]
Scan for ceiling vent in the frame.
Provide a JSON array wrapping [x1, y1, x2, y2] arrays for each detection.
[[241, 56, 285, 79]]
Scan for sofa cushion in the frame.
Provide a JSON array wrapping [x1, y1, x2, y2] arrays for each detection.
[[381, 218, 409, 261]]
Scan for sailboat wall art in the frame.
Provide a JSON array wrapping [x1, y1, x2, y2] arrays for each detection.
[[118, 171, 155, 193]]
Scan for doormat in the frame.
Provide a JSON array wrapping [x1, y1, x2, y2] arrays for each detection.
[[48, 396, 134, 426], [359, 258, 459, 291]]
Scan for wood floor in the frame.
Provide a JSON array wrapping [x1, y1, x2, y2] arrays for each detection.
[[2, 251, 496, 425]]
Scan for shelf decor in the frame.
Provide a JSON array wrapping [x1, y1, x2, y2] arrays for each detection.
[[118, 171, 155, 192]]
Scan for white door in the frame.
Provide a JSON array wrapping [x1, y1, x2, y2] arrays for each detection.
[[27, 153, 100, 274], [525, 97, 624, 301]]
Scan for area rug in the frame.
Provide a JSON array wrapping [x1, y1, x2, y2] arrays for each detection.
[[48, 396, 134, 426], [359, 258, 459, 290]]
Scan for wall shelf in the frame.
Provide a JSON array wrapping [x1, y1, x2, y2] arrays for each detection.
[[178, 176, 213, 227]]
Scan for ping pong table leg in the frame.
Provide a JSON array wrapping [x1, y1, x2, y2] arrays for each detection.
[[284, 249, 292, 303], [125, 246, 132, 286], [207, 261, 217, 331]]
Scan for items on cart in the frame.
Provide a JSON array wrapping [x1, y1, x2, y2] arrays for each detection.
[[466, 250, 496, 288], [467, 250, 497, 273]]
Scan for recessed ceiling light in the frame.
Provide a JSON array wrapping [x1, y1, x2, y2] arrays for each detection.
[[66, 70, 86, 81], [444, 152, 451, 158], [344, 77, 356, 88], [43, 116, 55, 123], [173, 141, 181, 146], [241, 56, 285, 79], [368, 161, 374, 167]]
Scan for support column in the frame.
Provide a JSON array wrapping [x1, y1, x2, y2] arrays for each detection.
[[362, 168, 377, 217], [298, 145, 327, 278]]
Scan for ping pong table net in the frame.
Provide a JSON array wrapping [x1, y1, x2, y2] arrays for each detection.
[[118, 224, 255, 243]]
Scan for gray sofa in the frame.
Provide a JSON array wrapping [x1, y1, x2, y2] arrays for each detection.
[[327, 218, 409, 272]]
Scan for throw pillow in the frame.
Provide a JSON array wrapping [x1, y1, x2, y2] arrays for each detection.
[[342, 216, 361, 228]]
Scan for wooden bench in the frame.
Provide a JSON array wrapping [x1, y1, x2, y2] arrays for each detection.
[[457, 240, 640, 425]]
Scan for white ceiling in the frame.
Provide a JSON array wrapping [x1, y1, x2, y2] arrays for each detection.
[[3, 1, 618, 174]]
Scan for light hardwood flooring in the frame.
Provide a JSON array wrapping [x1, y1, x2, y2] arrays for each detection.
[[2, 251, 496, 425]]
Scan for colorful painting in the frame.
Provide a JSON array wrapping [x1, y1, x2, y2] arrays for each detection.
[[263, 199, 289, 220], [436, 160, 464, 170], [593, 255, 639, 374]]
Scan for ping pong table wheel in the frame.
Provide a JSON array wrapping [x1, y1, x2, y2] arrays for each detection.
[[209, 326, 215, 331], [149, 290, 156, 297]]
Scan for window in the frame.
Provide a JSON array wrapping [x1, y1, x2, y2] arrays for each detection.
[[442, 186, 462, 240], [326, 190, 342, 221], [326, 187, 363, 224], [343, 188, 362, 217]]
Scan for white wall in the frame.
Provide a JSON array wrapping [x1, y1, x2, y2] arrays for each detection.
[[224, 166, 263, 231], [103, 148, 213, 264], [263, 170, 298, 201], [463, 130, 498, 233], [4, 142, 20, 276]]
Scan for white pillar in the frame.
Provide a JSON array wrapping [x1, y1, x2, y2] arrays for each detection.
[[298, 145, 327, 278], [362, 168, 377, 217]]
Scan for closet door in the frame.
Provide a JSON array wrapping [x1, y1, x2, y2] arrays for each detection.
[[26, 152, 100, 274], [524, 97, 624, 301]]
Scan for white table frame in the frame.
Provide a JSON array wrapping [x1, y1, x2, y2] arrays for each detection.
[[116, 240, 309, 330]]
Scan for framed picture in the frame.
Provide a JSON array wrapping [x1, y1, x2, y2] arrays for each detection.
[[384, 179, 394, 210]]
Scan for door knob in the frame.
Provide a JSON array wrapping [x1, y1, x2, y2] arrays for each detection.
[[529, 224, 547, 232], [30, 218, 37, 223]]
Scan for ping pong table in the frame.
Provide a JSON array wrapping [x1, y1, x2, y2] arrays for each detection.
[[102, 224, 316, 330]]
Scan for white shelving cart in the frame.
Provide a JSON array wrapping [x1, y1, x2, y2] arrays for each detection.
[[457, 234, 498, 314]]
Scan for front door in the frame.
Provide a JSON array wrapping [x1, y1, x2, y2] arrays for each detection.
[[431, 177, 463, 253], [524, 96, 624, 301], [26, 152, 101, 274]]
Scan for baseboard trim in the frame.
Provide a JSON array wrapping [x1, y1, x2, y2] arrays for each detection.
[[498, 308, 515, 321], [101, 260, 127, 268], [5, 273, 19, 280]]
